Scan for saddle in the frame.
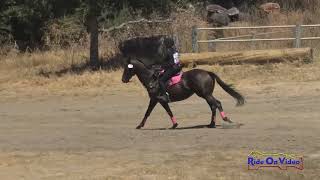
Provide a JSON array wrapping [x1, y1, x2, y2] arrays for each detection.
[[152, 65, 183, 88]]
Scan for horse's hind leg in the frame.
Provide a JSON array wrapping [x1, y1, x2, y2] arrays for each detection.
[[215, 99, 233, 123], [205, 95, 217, 128], [159, 102, 178, 129]]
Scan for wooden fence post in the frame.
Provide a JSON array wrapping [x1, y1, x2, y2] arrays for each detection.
[[294, 24, 302, 48], [251, 32, 256, 50], [208, 41, 215, 52], [192, 26, 199, 53]]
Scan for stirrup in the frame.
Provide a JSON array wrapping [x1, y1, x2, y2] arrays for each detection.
[[157, 93, 170, 103]]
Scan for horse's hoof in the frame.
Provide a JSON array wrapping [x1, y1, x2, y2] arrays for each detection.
[[136, 125, 143, 129], [223, 117, 233, 123], [207, 124, 216, 128], [170, 123, 178, 129]]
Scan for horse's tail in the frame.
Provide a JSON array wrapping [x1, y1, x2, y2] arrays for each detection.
[[208, 72, 245, 106]]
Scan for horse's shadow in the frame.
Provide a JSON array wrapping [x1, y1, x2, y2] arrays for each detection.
[[141, 124, 222, 131], [38, 54, 124, 77], [141, 123, 245, 130]]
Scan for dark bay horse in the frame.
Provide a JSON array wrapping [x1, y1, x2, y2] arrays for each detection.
[[122, 59, 245, 129]]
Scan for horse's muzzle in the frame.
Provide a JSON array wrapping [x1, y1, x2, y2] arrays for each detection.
[[122, 78, 129, 83]]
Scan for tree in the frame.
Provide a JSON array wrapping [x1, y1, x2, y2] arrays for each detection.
[[82, 0, 173, 68], [1, 0, 261, 53], [87, 0, 99, 68]]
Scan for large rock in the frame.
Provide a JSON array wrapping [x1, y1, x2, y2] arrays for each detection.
[[208, 13, 230, 27], [259, 3, 281, 14], [206, 4, 240, 26], [226, 7, 240, 22], [206, 4, 227, 13]]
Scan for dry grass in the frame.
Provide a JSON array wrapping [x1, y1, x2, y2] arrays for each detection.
[[0, 47, 319, 100], [197, 60, 320, 84], [195, 0, 320, 55], [199, 9, 320, 55], [0, 49, 145, 99], [1, 6, 320, 99], [0, 49, 87, 77]]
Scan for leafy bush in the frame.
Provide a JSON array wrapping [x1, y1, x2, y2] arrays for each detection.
[[43, 16, 87, 49], [0, 0, 319, 51]]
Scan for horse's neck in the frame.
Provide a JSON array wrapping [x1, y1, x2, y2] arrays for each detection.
[[135, 65, 153, 88]]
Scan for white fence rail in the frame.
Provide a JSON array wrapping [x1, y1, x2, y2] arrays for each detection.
[[192, 24, 320, 53]]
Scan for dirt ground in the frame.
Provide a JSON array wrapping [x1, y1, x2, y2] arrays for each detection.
[[0, 78, 319, 180]]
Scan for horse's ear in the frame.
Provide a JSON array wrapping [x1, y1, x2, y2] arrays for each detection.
[[159, 36, 165, 46], [125, 57, 131, 64], [158, 37, 167, 57]]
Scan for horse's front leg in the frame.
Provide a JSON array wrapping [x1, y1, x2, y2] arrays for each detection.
[[159, 102, 178, 129], [136, 98, 158, 129]]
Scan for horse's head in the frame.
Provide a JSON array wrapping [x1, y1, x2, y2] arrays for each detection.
[[122, 59, 160, 95], [122, 59, 136, 83], [122, 59, 150, 83]]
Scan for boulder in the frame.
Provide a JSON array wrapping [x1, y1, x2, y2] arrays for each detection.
[[208, 13, 230, 27], [259, 3, 281, 14], [206, 4, 240, 26], [206, 4, 227, 13]]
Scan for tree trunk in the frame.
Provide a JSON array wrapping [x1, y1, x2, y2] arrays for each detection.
[[88, 0, 99, 68]]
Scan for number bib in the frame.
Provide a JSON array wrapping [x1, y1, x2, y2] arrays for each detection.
[[173, 52, 180, 64]]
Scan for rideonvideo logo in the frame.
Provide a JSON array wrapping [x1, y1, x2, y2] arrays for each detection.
[[248, 151, 304, 170]]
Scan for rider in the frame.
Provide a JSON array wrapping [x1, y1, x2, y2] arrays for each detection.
[[157, 38, 182, 103]]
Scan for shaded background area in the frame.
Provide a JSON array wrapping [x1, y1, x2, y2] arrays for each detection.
[[1, 0, 320, 51]]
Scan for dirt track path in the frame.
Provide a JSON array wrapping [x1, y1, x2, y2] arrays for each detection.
[[0, 81, 319, 179]]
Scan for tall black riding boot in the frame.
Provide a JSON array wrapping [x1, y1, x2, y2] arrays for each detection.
[[157, 81, 169, 103]]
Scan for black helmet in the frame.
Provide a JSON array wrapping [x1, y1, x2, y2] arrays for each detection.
[[163, 38, 175, 48]]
